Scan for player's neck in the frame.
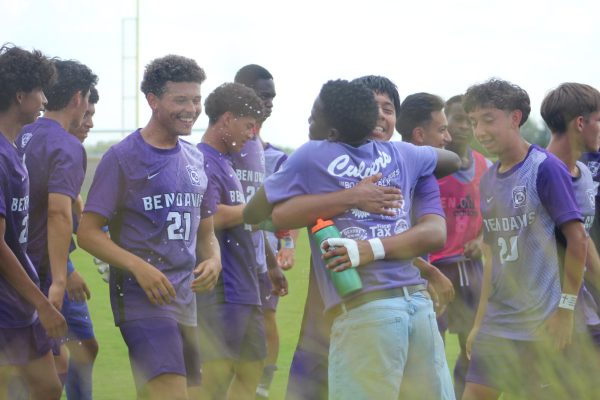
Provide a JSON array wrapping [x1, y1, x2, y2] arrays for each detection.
[[140, 119, 179, 149], [43, 110, 74, 132], [201, 125, 228, 154], [497, 138, 530, 173], [547, 133, 581, 176], [0, 113, 23, 144]]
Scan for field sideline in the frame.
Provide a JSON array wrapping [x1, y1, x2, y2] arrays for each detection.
[[67, 229, 460, 400]]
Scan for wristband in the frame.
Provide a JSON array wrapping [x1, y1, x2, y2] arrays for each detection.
[[558, 293, 577, 310], [368, 238, 385, 260], [282, 236, 295, 249]]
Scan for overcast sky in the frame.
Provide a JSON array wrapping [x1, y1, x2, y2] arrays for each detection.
[[3, 0, 600, 148]]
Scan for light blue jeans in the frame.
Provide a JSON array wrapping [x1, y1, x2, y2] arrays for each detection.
[[328, 291, 455, 400]]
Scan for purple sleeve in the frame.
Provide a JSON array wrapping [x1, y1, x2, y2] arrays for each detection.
[[264, 145, 311, 204], [273, 153, 288, 173], [394, 142, 437, 181], [0, 164, 7, 218], [83, 149, 123, 220], [48, 139, 86, 199], [537, 156, 583, 226], [200, 180, 217, 218], [412, 175, 444, 219]]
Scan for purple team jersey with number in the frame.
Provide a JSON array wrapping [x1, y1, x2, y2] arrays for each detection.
[[84, 130, 214, 326], [230, 137, 267, 273], [0, 134, 40, 328], [197, 143, 260, 306], [17, 117, 86, 288], [265, 140, 438, 311], [263, 143, 289, 253], [479, 145, 582, 340]]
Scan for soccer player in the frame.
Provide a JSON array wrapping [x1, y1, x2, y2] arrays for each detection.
[[400, 92, 491, 398], [17, 58, 97, 389], [78, 55, 220, 400], [245, 79, 455, 399], [196, 82, 283, 400], [64, 85, 100, 400], [0, 44, 66, 400], [230, 65, 288, 399], [463, 79, 588, 400]]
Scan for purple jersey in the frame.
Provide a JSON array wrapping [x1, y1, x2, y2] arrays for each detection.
[[412, 174, 445, 220], [0, 134, 39, 328], [479, 145, 582, 340], [17, 117, 86, 288], [230, 137, 267, 273], [265, 140, 438, 311], [197, 143, 260, 306], [84, 130, 214, 326], [263, 143, 289, 253]]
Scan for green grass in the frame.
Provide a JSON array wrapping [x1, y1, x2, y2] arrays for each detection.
[[68, 229, 461, 399]]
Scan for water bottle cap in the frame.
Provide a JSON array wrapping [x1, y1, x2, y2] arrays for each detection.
[[311, 218, 334, 234]]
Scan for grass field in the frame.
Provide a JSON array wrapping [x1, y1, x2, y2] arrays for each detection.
[[68, 229, 461, 400]]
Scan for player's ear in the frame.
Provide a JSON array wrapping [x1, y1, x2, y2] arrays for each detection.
[[413, 127, 425, 145], [328, 128, 340, 142], [147, 93, 159, 112]]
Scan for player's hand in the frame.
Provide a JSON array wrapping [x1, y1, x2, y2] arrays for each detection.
[[48, 281, 66, 311], [131, 262, 176, 306], [37, 301, 67, 339], [542, 308, 574, 351], [322, 239, 372, 271], [277, 248, 295, 270], [268, 266, 288, 297], [192, 258, 221, 292], [465, 326, 479, 361], [66, 270, 91, 302], [351, 173, 403, 216], [426, 284, 447, 315], [422, 265, 455, 311], [464, 238, 483, 260]]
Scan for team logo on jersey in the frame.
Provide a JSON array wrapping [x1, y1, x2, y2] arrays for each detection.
[[587, 161, 600, 176], [350, 208, 370, 219], [512, 186, 527, 208], [340, 226, 368, 240], [587, 189, 596, 208], [20, 132, 33, 148], [186, 165, 203, 186], [394, 219, 409, 234]]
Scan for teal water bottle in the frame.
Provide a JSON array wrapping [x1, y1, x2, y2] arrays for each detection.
[[311, 218, 362, 297]]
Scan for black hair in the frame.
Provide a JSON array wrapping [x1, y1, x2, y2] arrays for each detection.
[[396, 92, 445, 139], [89, 86, 99, 105], [463, 78, 531, 127], [445, 94, 463, 112], [541, 83, 600, 134], [352, 75, 401, 115], [141, 54, 206, 97], [45, 59, 98, 111], [0, 44, 55, 112], [234, 64, 273, 88], [204, 82, 265, 124], [319, 79, 378, 144]]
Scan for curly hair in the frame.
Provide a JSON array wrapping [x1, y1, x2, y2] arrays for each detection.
[[141, 55, 206, 97], [541, 83, 600, 134], [0, 44, 55, 112], [352, 75, 401, 116], [463, 78, 530, 127], [396, 92, 445, 139], [204, 82, 265, 124], [89, 86, 99, 105], [234, 64, 273, 88], [45, 60, 98, 111], [319, 79, 378, 144]]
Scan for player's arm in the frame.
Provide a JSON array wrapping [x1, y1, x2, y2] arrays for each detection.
[[433, 148, 461, 178], [276, 229, 298, 270], [73, 194, 84, 225], [466, 241, 493, 360], [213, 204, 245, 230], [0, 218, 67, 338], [265, 233, 288, 297], [544, 220, 588, 350], [77, 211, 176, 305], [243, 173, 402, 229], [192, 216, 221, 292], [584, 237, 600, 291], [46, 192, 73, 310]]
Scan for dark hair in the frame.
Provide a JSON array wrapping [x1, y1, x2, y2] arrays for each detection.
[[445, 94, 463, 113], [0, 44, 55, 112], [319, 79, 378, 144], [234, 64, 273, 88], [352, 75, 401, 115], [141, 55, 206, 96], [463, 78, 531, 127], [89, 86, 99, 105], [45, 60, 98, 111], [541, 83, 600, 134], [396, 92, 445, 139], [204, 82, 265, 124]]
